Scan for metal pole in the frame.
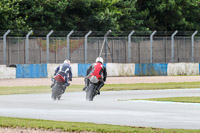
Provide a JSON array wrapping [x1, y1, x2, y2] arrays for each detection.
[[150, 30, 157, 63], [67, 30, 74, 60], [128, 30, 134, 63], [3, 30, 10, 64], [191, 31, 198, 62], [46, 30, 53, 63], [171, 30, 178, 63], [99, 30, 112, 57], [26, 30, 33, 64], [84, 30, 92, 63], [103, 30, 112, 63]]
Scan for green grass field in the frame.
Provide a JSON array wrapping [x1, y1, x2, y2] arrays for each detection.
[[0, 116, 199, 133], [133, 96, 200, 103]]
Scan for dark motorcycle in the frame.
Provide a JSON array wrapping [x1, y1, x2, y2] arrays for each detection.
[[51, 75, 67, 100], [86, 81, 99, 101]]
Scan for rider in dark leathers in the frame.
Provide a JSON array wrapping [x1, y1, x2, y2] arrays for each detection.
[[51, 59, 72, 93]]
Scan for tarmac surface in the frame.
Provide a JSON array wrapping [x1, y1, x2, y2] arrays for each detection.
[[0, 89, 200, 129]]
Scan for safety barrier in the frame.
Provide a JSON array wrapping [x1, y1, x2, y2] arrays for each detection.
[[106, 63, 135, 76], [0, 65, 16, 79], [43, 63, 200, 77], [1, 63, 200, 79], [167, 63, 199, 76], [47, 63, 78, 78], [16, 64, 47, 78], [135, 63, 168, 76]]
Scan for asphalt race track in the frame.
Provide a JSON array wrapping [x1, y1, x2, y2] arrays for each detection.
[[0, 89, 200, 129]]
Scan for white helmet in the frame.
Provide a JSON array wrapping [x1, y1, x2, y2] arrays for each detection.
[[96, 57, 103, 64], [64, 59, 71, 65]]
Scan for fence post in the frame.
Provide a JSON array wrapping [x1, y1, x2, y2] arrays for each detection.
[[191, 31, 198, 62], [104, 30, 112, 63], [171, 30, 178, 63], [67, 30, 74, 60], [46, 30, 53, 63], [150, 30, 157, 63], [25, 30, 33, 64], [3, 30, 10, 64], [128, 30, 134, 63], [84, 30, 92, 63]]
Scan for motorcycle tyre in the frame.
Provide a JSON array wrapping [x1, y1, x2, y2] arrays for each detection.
[[86, 83, 96, 101], [52, 83, 60, 100]]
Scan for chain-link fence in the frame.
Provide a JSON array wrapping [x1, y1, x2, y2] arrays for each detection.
[[0, 31, 200, 65]]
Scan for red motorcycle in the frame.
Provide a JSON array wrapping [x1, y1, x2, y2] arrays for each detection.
[[51, 75, 69, 100]]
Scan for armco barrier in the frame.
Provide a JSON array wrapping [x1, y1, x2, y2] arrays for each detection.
[[107, 63, 135, 76], [78, 64, 91, 77], [135, 63, 168, 76], [0, 65, 16, 79], [47, 63, 78, 78], [16, 64, 47, 78], [167, 63, 199, 76], [9, 63, 200, 79]]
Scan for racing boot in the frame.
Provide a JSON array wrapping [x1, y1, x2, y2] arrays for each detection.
[[61, 86, 66, 94], [50, 82, 55, 88], [83, 87, 87, 91], [83, 78, 89, 91], [50, 78, 55, 88], [65, 82, 70, 87], [96, 82, 104, 95]]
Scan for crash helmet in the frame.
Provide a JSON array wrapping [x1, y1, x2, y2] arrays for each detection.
[[63, 59, 71, 65], [95, 57, 103, 64]]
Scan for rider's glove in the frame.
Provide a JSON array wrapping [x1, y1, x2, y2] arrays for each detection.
[[65, 82, 70, 87]]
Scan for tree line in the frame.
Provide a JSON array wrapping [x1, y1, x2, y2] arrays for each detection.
[[0, 0, 199, 32]]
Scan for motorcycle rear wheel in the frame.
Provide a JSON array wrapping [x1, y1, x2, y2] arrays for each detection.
[[86, 83, 96, 101], [52, 84, 62, 100]]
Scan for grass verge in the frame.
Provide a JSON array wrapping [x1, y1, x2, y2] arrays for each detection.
[[104, 82, 200, 91], [132, 96, 200, 103], [0, 116, 199, 133], [1, 82, 200, 95]]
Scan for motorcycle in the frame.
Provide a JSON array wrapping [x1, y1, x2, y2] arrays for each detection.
[[85, 81, 99, 101], [51, 74, 68, 100]]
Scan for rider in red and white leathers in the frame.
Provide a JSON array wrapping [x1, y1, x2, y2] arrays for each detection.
[[83, 57, 107, 95]]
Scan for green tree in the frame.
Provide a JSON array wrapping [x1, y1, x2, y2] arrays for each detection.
[[136, 0, 200, 31], [115, 0, 148, 31], [19, 0, 69, 31], [0, 0, 29, 30]]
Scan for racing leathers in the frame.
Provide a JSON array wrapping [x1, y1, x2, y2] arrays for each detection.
[[51, 63, 72, 92], [83, 62, 107, 95]]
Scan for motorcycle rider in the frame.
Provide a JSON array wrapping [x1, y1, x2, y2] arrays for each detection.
[[51, 59, 72, 93], [83, 57, 107, 95]]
